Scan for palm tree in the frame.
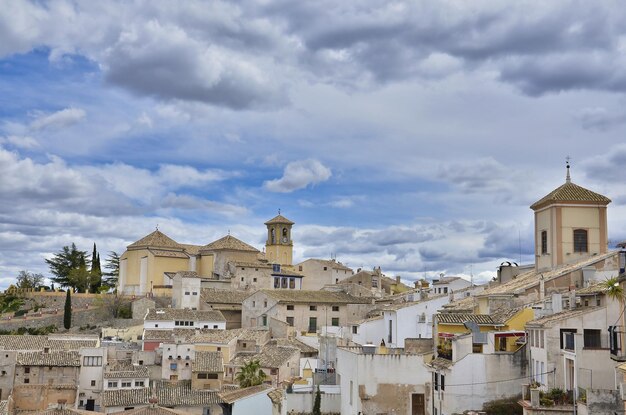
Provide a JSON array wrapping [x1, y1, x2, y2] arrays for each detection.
[[235, 359, 266, 387]]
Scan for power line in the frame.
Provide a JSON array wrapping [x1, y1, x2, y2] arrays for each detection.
[[442, 368, 555, 387]]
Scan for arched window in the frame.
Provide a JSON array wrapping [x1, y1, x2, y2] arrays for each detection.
[[282, 227, 288, 242], [573, 229, 588, 253], [270, 228, 275, 244]]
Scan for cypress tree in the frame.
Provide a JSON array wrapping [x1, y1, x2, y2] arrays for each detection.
[[64, 289, 72, 329], [89, 243, 102, 293], [313, 386, 321, 415]]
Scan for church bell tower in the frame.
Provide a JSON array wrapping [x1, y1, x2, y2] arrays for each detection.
[[265, 212, 294, 265]]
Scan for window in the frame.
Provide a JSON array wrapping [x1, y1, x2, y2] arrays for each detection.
[[135, 381, 144, 387], [155, 324, 158, 328], [198, 373, 208, 379], [108, 381, 118, 388], [573, 229, 588, 253], [274, 278, 280, 289], [289, 278, 295, 289], [352, 326, 358, 334], [388, 319, 393, 343], [541, 230, 548, 254], [213, 325, 218, 329], [332, 305, 339, 312], [310, 305, 317, 311], [185, 291, 190, 295], [24, 378, 29, 384], [207, 373, 218, 379], [299, 266, 303, 271], [253, 278, 257, 282], [91, 380, 96, 386], [440, 374, 445, 390], [262, 315, 267, 326], [434, 373, 438, 391], [273, 264, 281, 272], [264, 301, 267, 308], [584, 329, 602, 348], [122, 381, 131, 388], [24, 367, 30, 374], [217, 347, 221, 351], [138, 360, 143, 365], [270, 368, 278, 375], [281, 278, 288, 289], [192, 292, 198, 295], [331, 318, 339, 326], [170, 363, 177, 370], [287, 305, 294, 311], [252, 301, 256, 307], [241, 277, 244, 282], [286, 317, 294, 326]]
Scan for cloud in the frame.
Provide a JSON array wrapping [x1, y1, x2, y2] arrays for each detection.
[[103, 20, 286, 110], [575, 107, 626, 131], [30, 107, 86, 130], [160, 193, 248, 217], [264, 159, 332, 192], [0, 135, 39, 149]]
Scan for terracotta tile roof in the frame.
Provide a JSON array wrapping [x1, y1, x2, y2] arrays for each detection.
[[153, 380, 221, 406], [201, 235, 259, 253], [102, 381, 221, 408], [218, 384, 272, 404], [436, 313, 497, 326], [238, 328, 271, 344], [268, 338, 317, 354], [143, 329, 179, 341], [201, 288, 250, 305], [229, 345, 300, 369], [427, 357, 454, 370], [101, 387, 150, 407], [478, 251, 618, 297], [26, 407, 97, 415], [351, 314, 383, 325], [576, 281, 608, 296], [440, 296, 476, 313], [179, 244, 202, 256], [382, 294, 448, 311], [432, 276, 463, 285], [264, 215, 294, 225], [526, 306, 603, 327], [104, 361, 150, 379], [186, 328, 249, 344], [259, 289, 372, 304], [0, 401, 7, 415], [128, 230, 181, 250], [0, 335, 98, 351], [231, 261, 273, 269], [148, 249, 189, 258], [192, 351, 223, 373], [17, 350, 80, 366], [121, 406, 187, 415], [530, 181, 611, 210], [490, 306, 524, 324], [297, 258, 353, 272], [267, 388, 284, 405], [145, 308, 225, 322]]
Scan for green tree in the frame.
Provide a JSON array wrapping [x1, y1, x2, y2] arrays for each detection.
[[16, 270, 44, 290], [45, 243, 89, 290], [313, 386, 321, 415], [235, 360, 266, 388], [103, 251, 120, 290], [63, 289, 72, 330], [89, 243, 102, 293]]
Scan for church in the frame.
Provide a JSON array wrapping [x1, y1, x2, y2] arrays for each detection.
[[118, 214, 355, 296]]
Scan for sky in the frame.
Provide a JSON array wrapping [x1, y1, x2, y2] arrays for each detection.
[[1, 1, 626, 289]]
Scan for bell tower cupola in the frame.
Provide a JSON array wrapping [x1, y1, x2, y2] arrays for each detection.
[[265, 211, 294, 265]]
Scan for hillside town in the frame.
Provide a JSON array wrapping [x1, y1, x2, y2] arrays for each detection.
[[0, 165, 624, 415]]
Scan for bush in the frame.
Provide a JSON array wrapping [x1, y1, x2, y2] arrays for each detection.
[[118, 304, 132, 319], [13, 309, 27, 317], [482, 395, 523, 415]]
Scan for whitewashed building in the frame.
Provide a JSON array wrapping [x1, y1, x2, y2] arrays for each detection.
[[143, 308, 226, 331]]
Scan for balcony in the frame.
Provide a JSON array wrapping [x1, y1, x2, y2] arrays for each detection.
[[608, 325, 626, 361]]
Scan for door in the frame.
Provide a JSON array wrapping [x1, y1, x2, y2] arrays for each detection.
[[86, 399, 95, 411], [412, 393, 425, 415], [309, 317, 317, 333]]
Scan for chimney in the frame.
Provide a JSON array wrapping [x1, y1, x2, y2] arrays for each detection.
[[57, 399, 67, 410]]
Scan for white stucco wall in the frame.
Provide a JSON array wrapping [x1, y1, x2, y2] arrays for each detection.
[[232, 391, 273, 415]]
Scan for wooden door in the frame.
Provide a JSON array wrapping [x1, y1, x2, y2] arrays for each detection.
[[412, 393, 425, 415]]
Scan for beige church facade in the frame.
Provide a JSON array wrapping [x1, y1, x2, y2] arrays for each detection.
[[531, 164, 611, 272], [118, 214, 302, 296]]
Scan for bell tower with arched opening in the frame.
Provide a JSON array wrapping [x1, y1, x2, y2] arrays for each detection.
[[265, 212, 294, 265]]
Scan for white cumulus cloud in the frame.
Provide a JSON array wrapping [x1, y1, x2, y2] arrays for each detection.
[[30, 107, 86, 131], [264, 159, 332, 193]]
